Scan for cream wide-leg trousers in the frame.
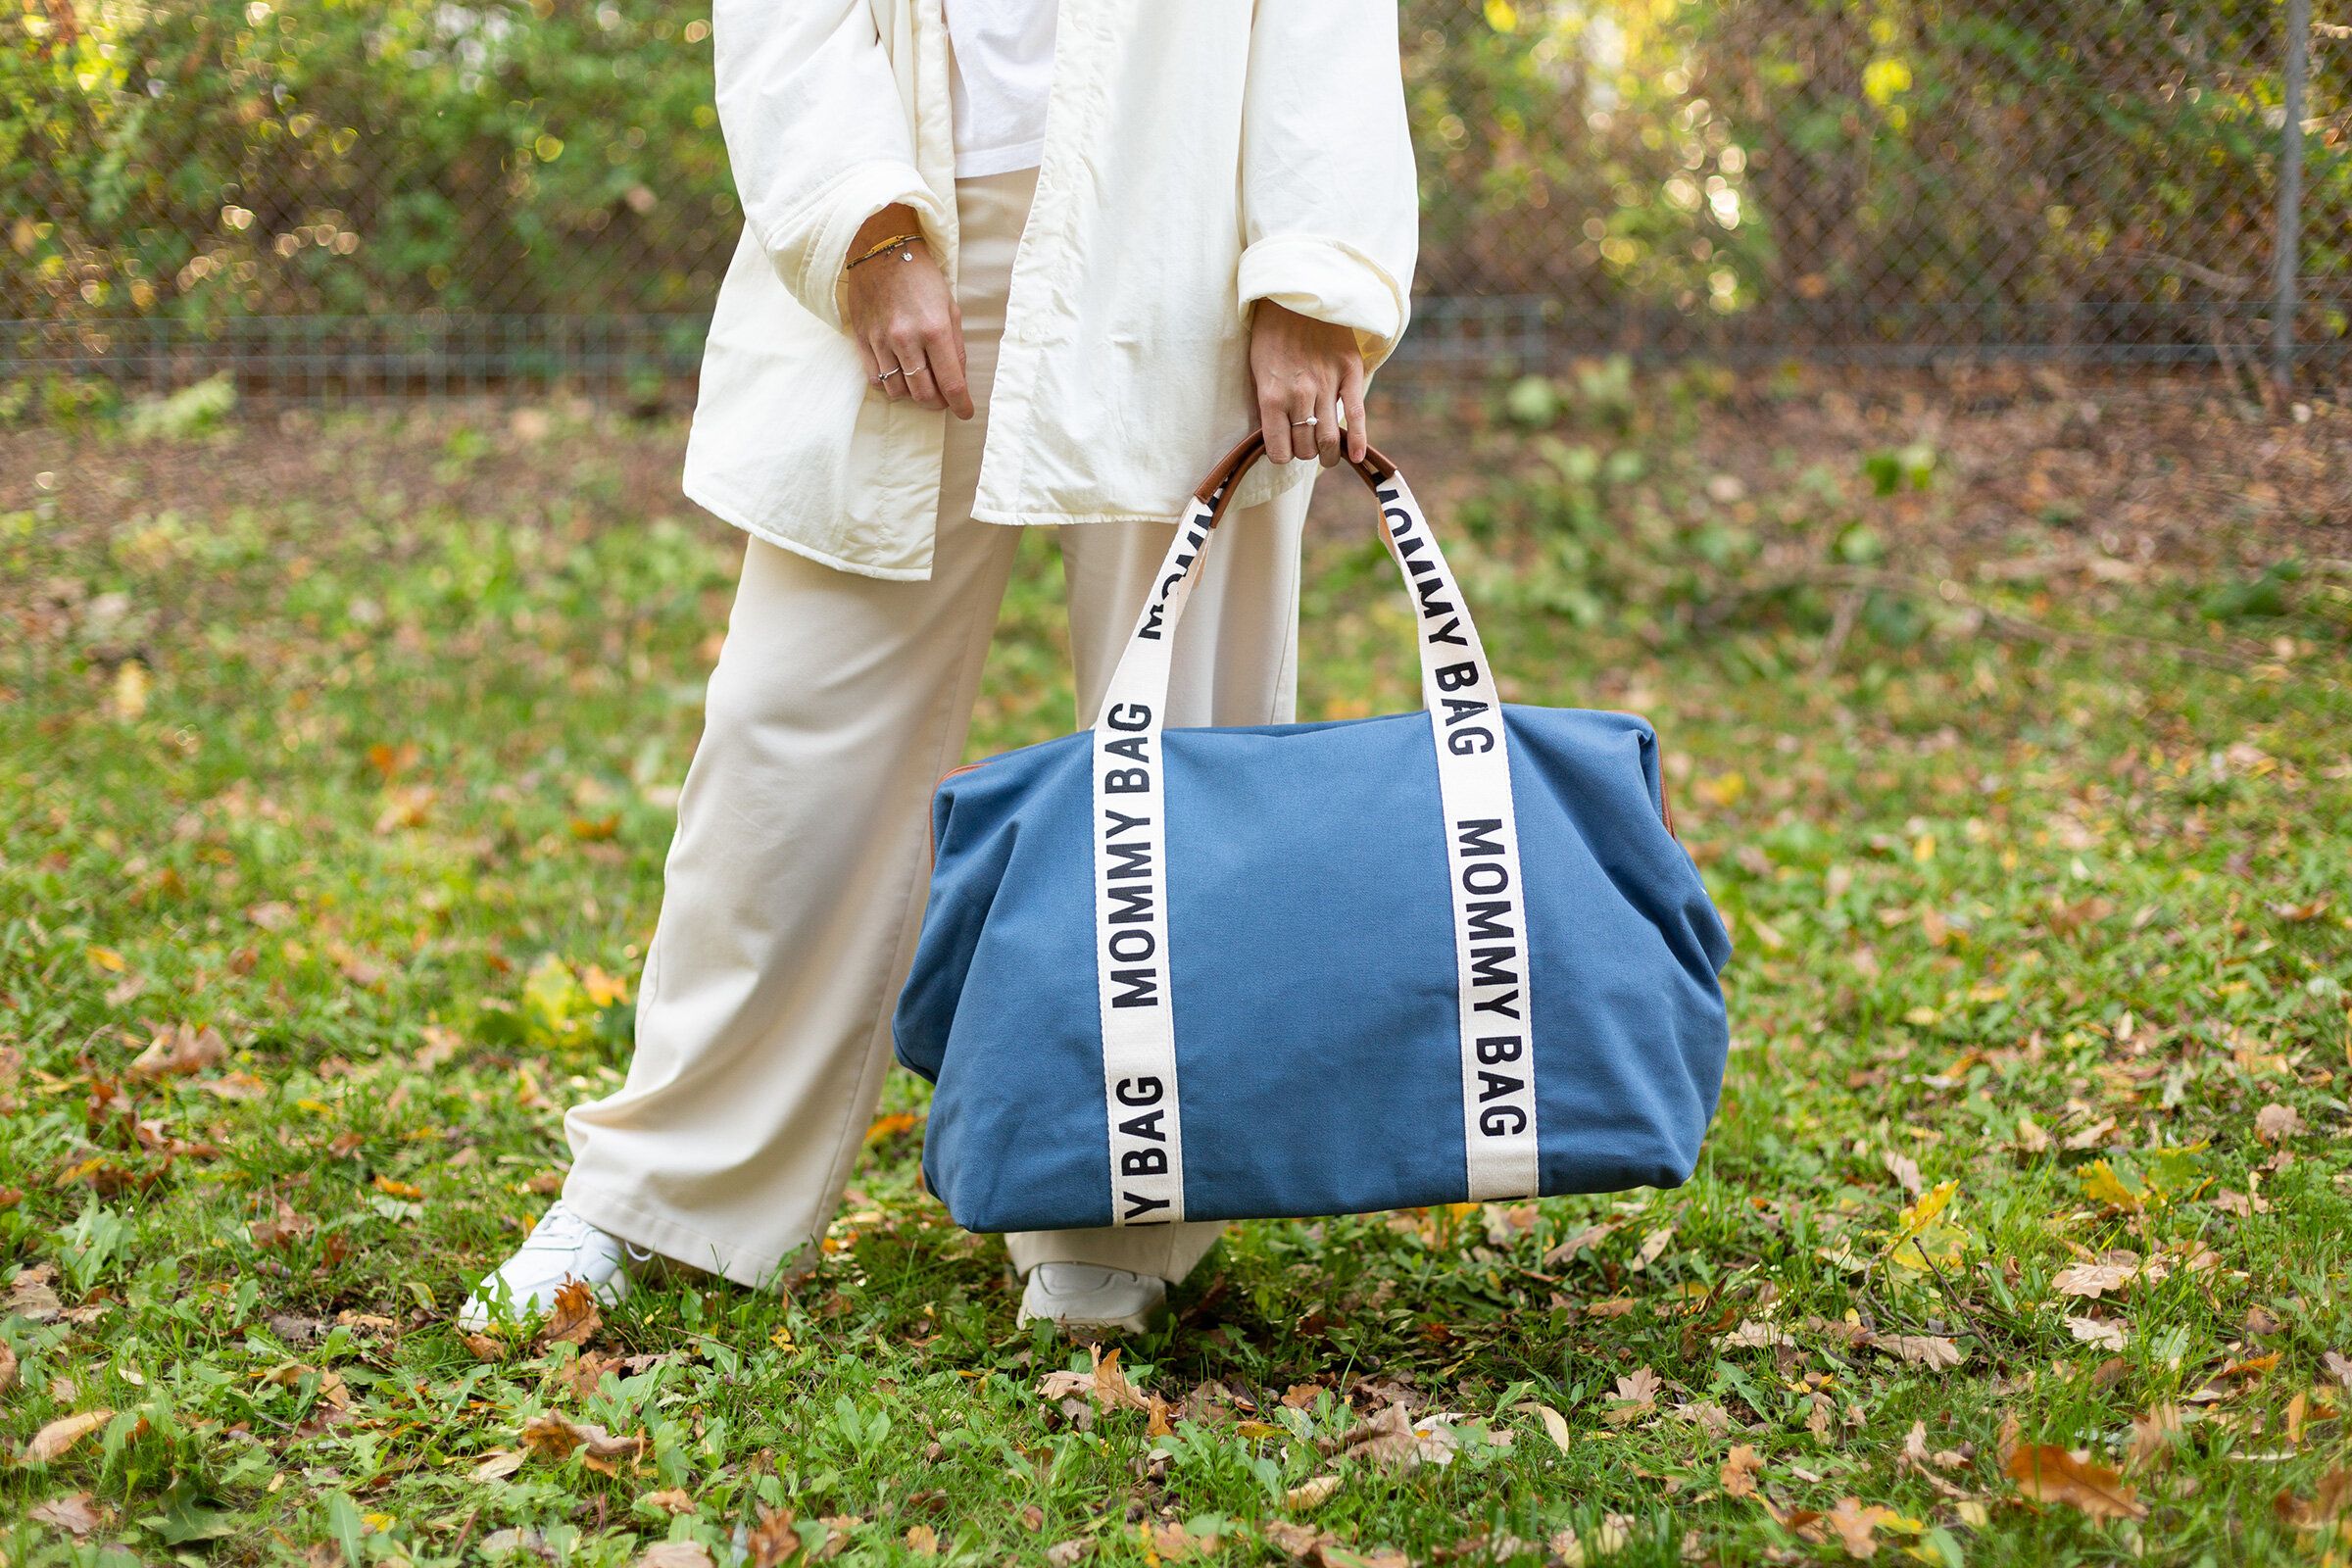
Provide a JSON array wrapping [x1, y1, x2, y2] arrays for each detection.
[[561, 167, 1314, 1289]]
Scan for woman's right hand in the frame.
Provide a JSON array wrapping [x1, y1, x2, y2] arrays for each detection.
[[843, 204, 973, 418]]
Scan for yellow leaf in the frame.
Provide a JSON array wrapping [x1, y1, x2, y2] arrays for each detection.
[[87, 946, 127, 973], [1895, 1180, 1958, 1243], [112, 661, 150, 721], [2077, 1160, 2144, 1212]]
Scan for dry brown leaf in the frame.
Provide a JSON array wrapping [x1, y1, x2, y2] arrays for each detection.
[[2006, 1444, 2147, 1520], [1527, 1402, 1573, 1452], [537, 1278, 602, 1348], [1324, 1401, 1457, 1471], [198, 1070, 270, 1101], [5, 1264, 64, 1323], [23, 1409, 113, 1463], [2255, 1102, 2304, 1145], [460, 1328, 508, 1362], [1629, 1227, 1674, 1272], [1541, 1221, 1619, 1267], [2066, 1315, 2128, 1351], [471, 1448, 527, 1482], [520, 1410, 644, 1462], [1263, 1521, 1324, 1558], [1724, 1319, 1792, 1348], [1602, 1370, 1661, 1428], [29, 1492, 108, 1536], [2324, 1350, 2352, 1394], [128, 1022, 226, 1080], [1143, 1521, 1217, 1561], [1827, 1497, 1885, 1559], [1285, 1473, 1343, 1509], [1038, 1346, 1150, 1415], [632, 1546, 715, 1568], [2051, 1262, 2134, 1299], [1883, 1150, 1923, 1199], [1878, 1335, 1965, 1370], [2125, 1404, 2178, 1469], [249, 1197, 314, 1249], [638, 1488, 697, 1517], [0, 1339, 17, 1396], [1720, 1443, 1763, 1498], [904, 1525, 939, 1556], [1281, 1383, 1327, 1410], [1045, 1541, 1091, 1567], [1762, 1498, 1827, 1544]]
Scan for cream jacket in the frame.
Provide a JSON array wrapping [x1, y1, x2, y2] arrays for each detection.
[[681, 0, 1419, 579]]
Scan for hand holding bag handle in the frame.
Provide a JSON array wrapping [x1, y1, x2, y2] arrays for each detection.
[[1085, 435, 1544, 1231]]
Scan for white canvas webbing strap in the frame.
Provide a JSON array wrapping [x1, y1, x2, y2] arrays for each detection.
[[1089, 457, 1540, 1225], [1087, 497, 1219, 1227], [1371, 472, 1541, 1200]]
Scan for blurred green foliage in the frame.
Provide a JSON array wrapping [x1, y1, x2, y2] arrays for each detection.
[[5, 0, 2345, 354]]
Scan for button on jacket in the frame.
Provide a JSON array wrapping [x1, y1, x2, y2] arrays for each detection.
[[682, 0, 1419, 580]]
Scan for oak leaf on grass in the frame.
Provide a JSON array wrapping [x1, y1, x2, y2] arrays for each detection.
[[2005, 1444, 2146, 1521]]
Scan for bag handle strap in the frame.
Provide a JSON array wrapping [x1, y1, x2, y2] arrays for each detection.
[[1084, 435, 1542, 1232], [1102, 431, 1498, 740]]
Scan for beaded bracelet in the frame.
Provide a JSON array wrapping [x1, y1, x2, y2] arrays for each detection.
[[846, 231, 926, 271]]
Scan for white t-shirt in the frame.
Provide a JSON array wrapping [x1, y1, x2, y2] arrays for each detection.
[[945, 0, 1059, 178]]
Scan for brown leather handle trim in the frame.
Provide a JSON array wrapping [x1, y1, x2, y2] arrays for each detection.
[[1190, 429, 1399, 530]]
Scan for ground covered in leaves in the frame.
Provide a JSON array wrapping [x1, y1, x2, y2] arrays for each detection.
[[3, 370, 2350, 1566]]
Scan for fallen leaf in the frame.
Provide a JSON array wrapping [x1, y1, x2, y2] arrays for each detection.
[[2066, 1315, 2129, 1351], [1285, 1473, 1342, 1509], [1527, 1403, 1572, 1452], [537, 1278, 602, 1348], [1878, 1336, 1965, 1370], [1826, 1497, 1885, 1559], [1143, 1521, 1216, 1561], [753, 1504, 808, 1560], [29, 1492, 108, 1536], [5, 1264, 64, 1322], [1046, 1542, 1089, 1567], [904, 1524, 938, 1556], [1630, 1227, 1675, 1272], [23, 1409, 114, 1463], [2051, 1261, 2134, 1299], [519, 1410, 644, 1462], [1038, 1346, 1150, 1415], [2127, 1404, 2182, 1470], [127, 1023, 226, 1080], [1883, 1151, 1924, 1198], [471, 1449, 527, 1482], [1323, 1401, 1458, 1471], [1603, 1367, 1662, 1426], [0, 1340, 17, 1395], [632, 1546, 714, 1568], [1720, 1443, 1763, 1498], [2255, 1102, 2304, 1145], [2324, 1350, 2352, 1394], [2006, 1444, 2146, 1521], [637, 1488, 697, 1518], [1541, 1221, 1618, 1267]]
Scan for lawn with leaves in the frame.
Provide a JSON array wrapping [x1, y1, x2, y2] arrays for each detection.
[[3, 378, 2350, 1567]]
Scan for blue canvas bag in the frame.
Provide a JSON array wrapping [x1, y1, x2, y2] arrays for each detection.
[[894, 434, 1732, 1235]]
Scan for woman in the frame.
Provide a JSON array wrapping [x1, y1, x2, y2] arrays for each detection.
[[463, 0, 1418, 1335]]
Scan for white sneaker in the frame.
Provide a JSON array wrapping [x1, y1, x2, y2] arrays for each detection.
[[1017, 1263, 1169, 1335], [457, 1200, 653, 1331]]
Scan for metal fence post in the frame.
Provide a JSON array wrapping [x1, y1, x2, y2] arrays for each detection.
[[2275, 0, 2310, 389]]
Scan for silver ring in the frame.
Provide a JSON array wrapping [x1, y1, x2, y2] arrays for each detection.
[[878, 368, 903, 381], [1292, 416, 1318, 427]]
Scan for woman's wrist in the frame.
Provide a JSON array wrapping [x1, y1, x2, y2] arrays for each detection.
[[850, 204, 924, 270]]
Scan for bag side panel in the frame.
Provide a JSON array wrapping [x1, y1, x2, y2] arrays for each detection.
[[1506, 709, 1733, 1193]]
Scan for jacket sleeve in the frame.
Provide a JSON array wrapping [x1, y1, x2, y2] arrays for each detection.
[[1236, 0, 1420, 372], [711, 0, 948, 333]]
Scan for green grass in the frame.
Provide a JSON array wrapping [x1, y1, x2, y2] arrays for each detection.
[[3, 401, 2350, 1567]]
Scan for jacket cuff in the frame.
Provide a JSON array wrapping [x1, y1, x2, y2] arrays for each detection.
[[1237, 235, 1411, 371], [765, 159, 947, 334]]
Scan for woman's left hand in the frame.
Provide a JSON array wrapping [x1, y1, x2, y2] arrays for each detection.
[[1249, 302, 1368, 467]]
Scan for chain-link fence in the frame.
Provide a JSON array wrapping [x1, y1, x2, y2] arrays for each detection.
[[5, 0, 2346, 402]]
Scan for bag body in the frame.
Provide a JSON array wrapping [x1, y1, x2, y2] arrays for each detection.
[[894, 436, 1733, 1234]]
